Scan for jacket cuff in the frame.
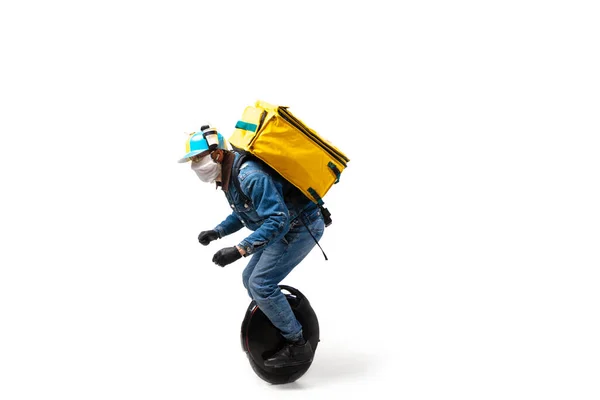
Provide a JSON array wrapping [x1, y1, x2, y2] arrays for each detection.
[[214, 226, 225, 239], [238, 239, 266, 256]]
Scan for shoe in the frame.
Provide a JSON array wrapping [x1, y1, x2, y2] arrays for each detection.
[[263, 339, 313, 368]]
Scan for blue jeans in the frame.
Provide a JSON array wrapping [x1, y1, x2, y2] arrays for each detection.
[[242, 208, 325, 342]]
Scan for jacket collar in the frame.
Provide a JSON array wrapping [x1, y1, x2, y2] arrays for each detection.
[[217, 150, 236, 192]]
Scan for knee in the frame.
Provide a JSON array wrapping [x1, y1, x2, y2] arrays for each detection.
[[247, 277, 277, 301]]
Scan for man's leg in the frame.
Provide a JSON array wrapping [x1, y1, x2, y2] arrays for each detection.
[[247, 211, 325, 367]]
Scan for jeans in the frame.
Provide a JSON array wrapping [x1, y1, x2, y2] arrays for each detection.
[[242, 207, 325, 342]]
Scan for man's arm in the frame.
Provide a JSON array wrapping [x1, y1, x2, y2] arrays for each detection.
[[214, 212, 244, 238], [236, 172, 290, 256]]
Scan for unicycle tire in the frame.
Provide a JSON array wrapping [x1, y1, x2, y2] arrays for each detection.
[[240, 285, 320, 384]]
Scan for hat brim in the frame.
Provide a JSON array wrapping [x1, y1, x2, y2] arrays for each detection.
[[177, 149, 211, 163]]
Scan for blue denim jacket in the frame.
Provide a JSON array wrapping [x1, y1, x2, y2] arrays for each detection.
[[213, 152, 318, 255]]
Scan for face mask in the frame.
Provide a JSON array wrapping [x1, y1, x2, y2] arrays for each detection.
[[191, 155, 221, 183]]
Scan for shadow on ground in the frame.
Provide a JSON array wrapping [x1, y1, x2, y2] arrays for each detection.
[[271, 347, 377, 390]]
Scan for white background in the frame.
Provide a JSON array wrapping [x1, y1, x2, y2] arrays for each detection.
[[1, 1, 599, 399]]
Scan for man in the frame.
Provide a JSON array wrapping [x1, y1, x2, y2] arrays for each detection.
[[178, 126, 325, 368]]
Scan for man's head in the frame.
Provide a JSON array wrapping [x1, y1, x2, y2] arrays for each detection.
[[177, 129, 226, 163], [178, 128, 228, 184]]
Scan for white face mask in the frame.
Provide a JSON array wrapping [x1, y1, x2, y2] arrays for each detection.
[[191, 155, 221, 183]]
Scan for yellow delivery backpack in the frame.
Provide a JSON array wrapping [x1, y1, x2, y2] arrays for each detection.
[[228, 100, 350, 226]]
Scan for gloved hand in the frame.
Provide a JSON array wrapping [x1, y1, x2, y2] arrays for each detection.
[[212, 246, 242, 267], [198, 230, 219, 246]]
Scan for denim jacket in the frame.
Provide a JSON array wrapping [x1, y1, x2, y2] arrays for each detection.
[[213, 152, 318, 255]]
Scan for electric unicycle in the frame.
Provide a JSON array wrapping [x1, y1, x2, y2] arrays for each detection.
[[240, 285, 320, 384]]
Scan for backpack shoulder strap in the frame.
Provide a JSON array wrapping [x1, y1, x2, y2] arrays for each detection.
[[231, 148, 253, 206]]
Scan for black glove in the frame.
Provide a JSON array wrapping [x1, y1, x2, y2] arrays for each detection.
[[198, 230, 219, 246], [212, 246, 242, 267]]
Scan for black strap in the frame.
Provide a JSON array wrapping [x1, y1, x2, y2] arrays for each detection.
[[299, 217, 328, 261], [231, 149, 252, 206]]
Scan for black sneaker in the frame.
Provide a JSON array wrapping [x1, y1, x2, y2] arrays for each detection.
[[263, 339, 313, 368]]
